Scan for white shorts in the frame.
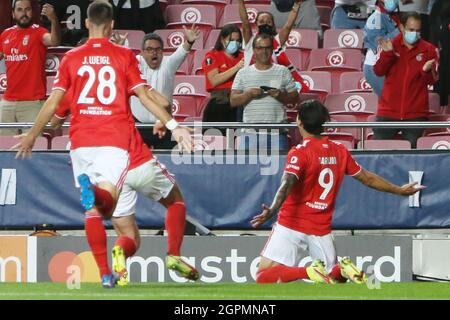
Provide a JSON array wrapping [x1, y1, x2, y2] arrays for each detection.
[[70, 147, 129, 189], [261, 223, 337, 272], [113, 158, 175, 218]]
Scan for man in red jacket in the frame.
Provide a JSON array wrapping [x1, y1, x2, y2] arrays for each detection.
[[373, 11, 439, 148]]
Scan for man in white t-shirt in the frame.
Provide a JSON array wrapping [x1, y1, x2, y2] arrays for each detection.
[[130, 25, 200, 149]]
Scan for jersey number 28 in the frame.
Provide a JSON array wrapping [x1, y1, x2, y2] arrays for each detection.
[[77, 65, 116, 105]]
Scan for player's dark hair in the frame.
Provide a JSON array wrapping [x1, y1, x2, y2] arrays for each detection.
[[297, 100, 330, 135], [400, 11, 421, 26], [252, 33, 273, 48], [141, 33, 163, 50], [12, 0, 32, 10], [87, 0, 113, 26], [214, 24, 242, 55]]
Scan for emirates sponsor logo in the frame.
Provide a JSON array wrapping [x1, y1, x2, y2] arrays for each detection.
[[5, 48, 28, 62]]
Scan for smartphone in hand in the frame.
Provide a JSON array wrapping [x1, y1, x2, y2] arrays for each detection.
[[260, 85, 277, 92]]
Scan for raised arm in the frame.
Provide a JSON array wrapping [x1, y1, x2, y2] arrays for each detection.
[[352, 168, 424, 196], [278, 0, 302, 46], [251, 172, 298, 228], [41, 4, 61, 47], [238, 0, 253, 46]]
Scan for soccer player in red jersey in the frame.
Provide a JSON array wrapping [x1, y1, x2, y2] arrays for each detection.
[[13, 1, 192, 288], [52, 94, 200, 285], [251, 100, 424, 284]]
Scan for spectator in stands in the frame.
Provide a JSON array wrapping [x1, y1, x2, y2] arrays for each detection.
[[269, 0, 321, 36], [43, 0, 92, 46], [331, 0, 376, 29], [429, 0, 450, 108], [0, 0, 60, 135], [230, 34, 299, 151], [363, 0, 401, 97], [238, 0, 310, 92], [126, 25, 200, 149], [110, 0, 165, 34], [373, 11, 439, 148], [399, 0, 431, 41], [202, 24, 244, 132]]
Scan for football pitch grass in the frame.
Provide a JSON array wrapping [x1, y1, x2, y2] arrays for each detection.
[[0, 282, 448, 300]]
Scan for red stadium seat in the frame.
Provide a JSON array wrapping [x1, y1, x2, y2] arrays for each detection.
[[172, 95, 204, 117], [219, 4, 270, 28], [154, 29, 204, 52], [316, 0, 335, 8], [323, 29, 365, 50], [339, 71, 373, 93], [285, 29, 319, 70], [359, 139, 412, 150], [300, 71, 332, 100], [173, 75, 208, 96], [165, 5, 218, 39], [323, 114, 360, 145], [230, 0, 271, 3], [204, 29, 221, 50], [45, 47, 73, 76], [424, 114, 450, 137], [330, 139, 354, 150], [192, 49, 211, 75], [416, 136, 450, 150], [50, 135, 71, 150], [324, 93, 378, 121], [308, 49, 363, 93], [428, 92, 442, 114], [180, 0, 229, 19], [284, 48, 303, 71], [0, 136, 48, 150], [317, 6, 332, 30], [113, 30, 145, 50], [0, 73, 6, 94]]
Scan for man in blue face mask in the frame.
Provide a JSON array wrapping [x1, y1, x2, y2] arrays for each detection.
[[372, 11, 439, 149]]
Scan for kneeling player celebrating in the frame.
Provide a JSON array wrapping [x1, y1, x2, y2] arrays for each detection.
[[251, 100, 424, 284]]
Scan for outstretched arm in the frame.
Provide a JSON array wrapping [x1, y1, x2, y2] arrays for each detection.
[[353, 168, 425, 196], [41, 4, 61, 47], [238, 0, 253, 46], [278, 0, 302, 46], [251, 172, 298, 228]]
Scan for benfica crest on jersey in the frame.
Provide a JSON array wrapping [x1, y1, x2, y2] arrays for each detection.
[[23, 35, 29, 46]]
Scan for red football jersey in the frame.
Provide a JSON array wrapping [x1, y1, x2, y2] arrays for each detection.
[[54, 92, 153, 170], [53, 38, 147, 150], [0, 25, 48, 101], [202, 50, 244, 91], [279, 137, 361, 236]]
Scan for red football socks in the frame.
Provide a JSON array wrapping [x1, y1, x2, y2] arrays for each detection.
[[256, 265, 309, 283], [165, 202, 186, 256], [93, 186, 114, 218], [85, 214, 110, 277], [115, 236, 137, 258], [330, 264, 348, 283]]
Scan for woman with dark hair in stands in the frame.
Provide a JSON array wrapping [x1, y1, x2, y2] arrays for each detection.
[[202, 24, 244, 133]]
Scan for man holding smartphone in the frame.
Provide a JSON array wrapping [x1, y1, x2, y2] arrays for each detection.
[[230, 33, 299, 151]]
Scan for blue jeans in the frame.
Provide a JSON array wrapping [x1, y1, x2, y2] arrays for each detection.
[[331, 6, 367, 29], [238, 131, 289, 151], [363, 64, 384, 97]]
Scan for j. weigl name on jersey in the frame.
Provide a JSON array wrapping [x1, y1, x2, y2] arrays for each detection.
[[82, 56, 110, 65]]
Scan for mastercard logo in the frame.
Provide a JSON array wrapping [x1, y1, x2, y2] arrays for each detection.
[[48, 251, 100, 282]]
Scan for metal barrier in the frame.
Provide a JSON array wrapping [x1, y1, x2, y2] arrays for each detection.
[[1, 121, 450, 149]]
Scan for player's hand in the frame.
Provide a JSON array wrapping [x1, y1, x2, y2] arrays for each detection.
[[11, 133, 35, 159], [41, 3, 57, 22], [267, 89, 281, 98], [398, 182, 426, 196], [183, 24, 201, 45], [110, 32, 128, 46], [247, 88, 263, 99], [378, 38, 393, 52], [250, 204, 273, 228], [153, 120, 167, 139], [422, 59, 436, 73], [172, 126, 194, 153]]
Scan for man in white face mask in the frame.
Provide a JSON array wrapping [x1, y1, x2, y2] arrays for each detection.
[[372, 11, 439, 149]]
